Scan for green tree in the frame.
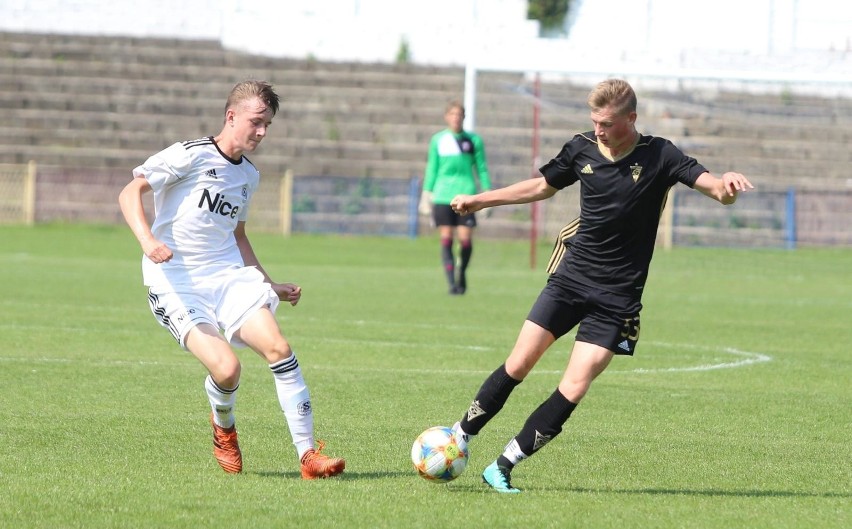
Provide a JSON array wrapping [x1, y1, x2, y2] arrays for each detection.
[[528, 0, 572, 36]]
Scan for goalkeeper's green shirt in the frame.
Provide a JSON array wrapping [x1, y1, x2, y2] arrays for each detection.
[[423, 129, 491, 205]]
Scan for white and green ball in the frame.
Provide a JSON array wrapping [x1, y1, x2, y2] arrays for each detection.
[[411, 426, 469, 482]]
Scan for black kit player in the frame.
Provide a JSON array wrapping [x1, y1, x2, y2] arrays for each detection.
[[447, 78, 754, 493]]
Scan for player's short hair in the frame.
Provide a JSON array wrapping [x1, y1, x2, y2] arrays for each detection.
[[445, 100, 465, 115], [224, 80, 280, 119], [587, 79, 637, 116]]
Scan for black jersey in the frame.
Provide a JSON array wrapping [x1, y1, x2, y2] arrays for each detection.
[[539, 131, 706, 294]]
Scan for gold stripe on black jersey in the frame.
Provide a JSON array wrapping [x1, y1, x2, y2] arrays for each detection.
[[546, 190, 671, 275], [546, 217, 580, 274]]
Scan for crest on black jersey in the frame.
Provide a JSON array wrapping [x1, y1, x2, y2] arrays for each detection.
[[630, 164, 643, 182]]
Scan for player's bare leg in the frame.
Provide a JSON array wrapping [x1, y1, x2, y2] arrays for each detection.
[[505, 320, 557, 380], [454, 320, 555, 450], [236, 307, 344, 478], [557, 341, 614, 403], [487, 341, 614, 492]]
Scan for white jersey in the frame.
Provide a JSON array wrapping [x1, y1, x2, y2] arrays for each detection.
[[132, 137, 260, 287]]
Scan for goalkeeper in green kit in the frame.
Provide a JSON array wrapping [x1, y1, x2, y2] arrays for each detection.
[[420, 100, 492, 295]]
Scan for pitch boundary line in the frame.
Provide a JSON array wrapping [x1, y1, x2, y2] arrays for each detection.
[[0, 341, 771, 375], [607, 344, 772, 374], [306, 344, 771, 376]]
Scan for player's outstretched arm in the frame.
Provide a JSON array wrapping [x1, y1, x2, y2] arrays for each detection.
[[693, 171, 754, 205], [451, 176, 557, 215], [118, 177, 173, 263], [235, 222, 301, 306]]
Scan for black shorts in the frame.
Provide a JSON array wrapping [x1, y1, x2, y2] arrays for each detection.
[[433, 204, 477, 228], [526, 273, 642, 355]]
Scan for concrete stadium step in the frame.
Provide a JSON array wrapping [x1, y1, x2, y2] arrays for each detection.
[[0, 30, 848, 193], [0, 52, 464, 91]]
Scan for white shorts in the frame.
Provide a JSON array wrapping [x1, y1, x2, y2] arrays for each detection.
[[146, 266, 280, 349]]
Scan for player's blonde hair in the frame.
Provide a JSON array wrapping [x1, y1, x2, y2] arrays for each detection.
[[224, 80, 280, 120], [445, 100, 465, 115], [587, 79, 637, 116]]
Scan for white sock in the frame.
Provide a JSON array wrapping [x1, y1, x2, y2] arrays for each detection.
[[452, 421, 474, 450], [502, 438, 529, 466], [205, 375, 237, 428], [270, 354, 315, 459]]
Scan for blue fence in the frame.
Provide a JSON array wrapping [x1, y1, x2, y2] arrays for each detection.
[[290, 175, 421, 238], [670, 186, 851, 248], [286, 175, 851, 248]]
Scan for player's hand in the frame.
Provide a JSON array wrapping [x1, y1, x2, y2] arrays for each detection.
[[142, 239, 173, 264], [721, 172, 754, 197], [273, 282, 302, 306], [418, 191, 433, 216], [451, 194, 480, 215]]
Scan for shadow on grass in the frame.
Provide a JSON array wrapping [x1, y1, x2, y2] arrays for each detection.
[[252, 470, 413, 480], [249, 472, 849, 499], [569, 487, 851, 499], [446, 484, 850, 498]]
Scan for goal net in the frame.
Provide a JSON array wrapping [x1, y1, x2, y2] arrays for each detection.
[[0, 162, 36, 225]]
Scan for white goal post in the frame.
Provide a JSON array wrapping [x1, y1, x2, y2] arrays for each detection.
[[461, 57, 851, 267]]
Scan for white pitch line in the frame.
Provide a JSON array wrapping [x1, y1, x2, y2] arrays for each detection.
[[306, 339, 772, 375], [307, 346, 771, 376], [0, 342, 770, 375], [609, 346, 772, 374]]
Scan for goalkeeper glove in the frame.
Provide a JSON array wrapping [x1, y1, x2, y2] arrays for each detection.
[[418, 191, 433, 216]]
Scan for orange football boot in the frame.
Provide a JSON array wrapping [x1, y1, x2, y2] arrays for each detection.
[[300, 441, 345, 479], [210, 414, 243, 474]]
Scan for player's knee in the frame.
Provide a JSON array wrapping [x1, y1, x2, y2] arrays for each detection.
[[504, 359, 532, 381], [557, 379, 590, 403], [212, 359, 241, 389], [262, 338, 293, 364]]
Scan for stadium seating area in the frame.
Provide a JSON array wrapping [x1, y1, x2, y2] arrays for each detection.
[[4, 31, 851, 182], [1, 31, 850, 244]]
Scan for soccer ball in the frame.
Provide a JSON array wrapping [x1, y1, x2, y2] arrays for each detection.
[[411, 426, 469, 482]]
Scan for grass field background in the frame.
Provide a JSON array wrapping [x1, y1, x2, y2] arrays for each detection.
[[1, 224, 849, 529]]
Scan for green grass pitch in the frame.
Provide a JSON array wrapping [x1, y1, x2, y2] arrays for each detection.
[[1, 224, 849, 529]]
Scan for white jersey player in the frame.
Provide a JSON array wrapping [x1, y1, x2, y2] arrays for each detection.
[[119, 80, 345, 479], [137, 137, 259, 289]]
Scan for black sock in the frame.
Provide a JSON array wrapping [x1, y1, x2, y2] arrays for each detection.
[[459, 364, 522, 436], [458, 240, 472, 290], [496, 454, 514, 470], [513, 389, 577, 459], [441, 237, 455, 287]]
